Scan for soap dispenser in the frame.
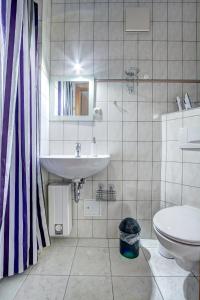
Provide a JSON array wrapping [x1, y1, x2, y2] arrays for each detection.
[[91, 137, 97, 156]]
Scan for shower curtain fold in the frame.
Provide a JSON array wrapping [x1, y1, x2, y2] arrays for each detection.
[[57, 81, 74, 116], [0, 0, 49, 278]]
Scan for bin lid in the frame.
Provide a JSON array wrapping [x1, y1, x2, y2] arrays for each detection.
[[119, 218, 141, 234]]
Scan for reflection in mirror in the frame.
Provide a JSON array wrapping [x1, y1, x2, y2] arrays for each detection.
[[55, 81, 89, 116], [50, 77, 94, 121]]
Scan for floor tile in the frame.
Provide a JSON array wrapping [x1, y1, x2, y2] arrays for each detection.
[[112, 276, 163, 300], [78, 238, 108, 248], [143, 248, 191, 277], [23, 266, 33, 275], [110, 248, 152, 276], [30, 246, 76, 275], [140, 239, 159, 248], [64, 276, 113, 300], [51, 238, 78, 247], [155, 276, 199, 300], [14, 275, 68, 300], [0, 275, 27, 300], [71, 247, 111, 276]]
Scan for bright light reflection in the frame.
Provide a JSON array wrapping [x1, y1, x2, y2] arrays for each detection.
[[74, 63, 82, 75]]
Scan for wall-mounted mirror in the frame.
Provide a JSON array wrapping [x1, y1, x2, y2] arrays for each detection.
[[50, 77, 94, 121]]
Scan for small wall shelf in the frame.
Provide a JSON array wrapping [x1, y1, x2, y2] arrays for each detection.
[[180, 143, 200, 150], [179, 127, 200, 150]]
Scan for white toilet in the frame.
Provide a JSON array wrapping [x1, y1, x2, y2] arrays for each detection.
[[153, 205, 200, 271]]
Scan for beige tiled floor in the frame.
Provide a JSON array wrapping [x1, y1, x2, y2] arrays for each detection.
[[0, 238, 199, 300]]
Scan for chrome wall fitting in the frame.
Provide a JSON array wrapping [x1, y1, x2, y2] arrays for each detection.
[[72, 178, 85, 203], [125, 67, 139, 94], [96, 183, 116, 201]]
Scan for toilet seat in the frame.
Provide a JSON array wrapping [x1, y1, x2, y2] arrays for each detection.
[[153, 205, 200, 246]]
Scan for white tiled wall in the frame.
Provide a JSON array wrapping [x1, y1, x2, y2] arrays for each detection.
[[48, 0, 200, 238], [39, 0, 51, 156], [161, 107, 200, 210]]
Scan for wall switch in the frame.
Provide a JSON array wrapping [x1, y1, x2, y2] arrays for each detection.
[[84, 200, 101, 217]]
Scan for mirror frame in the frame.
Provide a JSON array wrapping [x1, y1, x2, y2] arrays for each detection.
[[50, 76, 95, 121]]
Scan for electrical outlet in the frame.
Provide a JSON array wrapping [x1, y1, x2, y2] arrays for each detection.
[[84, 200, 101, 217]]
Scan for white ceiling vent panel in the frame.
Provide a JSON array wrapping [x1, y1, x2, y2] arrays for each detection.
[[125, 7, 150, 32]]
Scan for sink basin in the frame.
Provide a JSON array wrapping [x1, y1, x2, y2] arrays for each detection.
[[40, 154, 110, 180]]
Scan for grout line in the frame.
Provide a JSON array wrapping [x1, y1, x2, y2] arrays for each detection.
[[150, 0, 153, 237], [108, 246, 114, 300], [121, 0, 125, 224], [22, 273, 196, 278], [12, 275, 29, 300], [62, 239, 79, 299], [153, 276, 165, 300]]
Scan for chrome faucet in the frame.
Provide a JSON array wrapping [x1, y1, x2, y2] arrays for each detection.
[[75, 142, 81, 157]]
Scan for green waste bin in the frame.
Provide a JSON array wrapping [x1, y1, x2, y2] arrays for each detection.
[[119, 218, 141, 259]]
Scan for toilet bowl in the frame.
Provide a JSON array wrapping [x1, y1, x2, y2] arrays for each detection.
[[153, 205, 200, 271]]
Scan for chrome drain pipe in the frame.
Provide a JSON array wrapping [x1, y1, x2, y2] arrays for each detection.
[[72, 178, 85, 203]]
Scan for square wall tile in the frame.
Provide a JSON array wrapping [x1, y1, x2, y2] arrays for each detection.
[[168, 3, 182, 22], [109, 22, 123, 41], [65, 4, 79, 22], [138, 122, 152, 142], [94, 3, 108, 22], [109, 41, 123, 60], [123, 181, 137, 201], [108, 122, 122, 141], [49, 122, 63, 141], [52, 4, 65, 22], [168, 22, 182, 41], [138, 142, 153, 162], [183, 163, 200, 188], [123, 142, 137, 161], [108, 141, 122, 160], [109, 3, 123, 22], [153, 41, 167, 61], [137, 201, 151, 219], [64, 122, 78, 141], [138, 162, 152, 180], [78, 220, 93, 238], [138, 41, 152, 60], [94, 22, 108, 41], [153, 22, 167, 41], [183, 3, 196, 22], [123, 122, 137, 141], [51, 23, 64, 41], [80, 21, 94, 39], [108, 161, 123, 180], [153, 3, 167, 22], [51, 42, 65, 60], [80, 3, 94, 22], [166, 162, 182, 184], [123, 102, 137, 122], [122, 201, 137, 218], [93, 220, 108, 238], [123, 161, 138, 180], [137, 180, 152, 201], [168, 42, 182, 61]]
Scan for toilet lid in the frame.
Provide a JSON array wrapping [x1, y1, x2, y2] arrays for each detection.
[[153, 205, 200, 245]]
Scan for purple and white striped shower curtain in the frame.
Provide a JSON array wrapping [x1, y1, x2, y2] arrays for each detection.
[[0, 0, 49, 278]]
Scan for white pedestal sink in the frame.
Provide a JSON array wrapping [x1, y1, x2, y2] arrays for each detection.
[[40, 154, 110, 180]]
